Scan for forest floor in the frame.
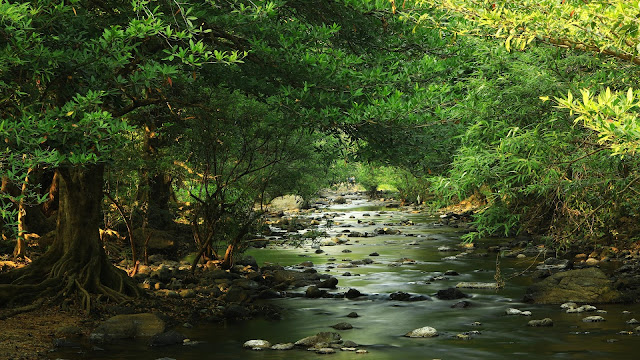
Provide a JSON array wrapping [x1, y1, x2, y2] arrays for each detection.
[[0, 306, 86, 360]]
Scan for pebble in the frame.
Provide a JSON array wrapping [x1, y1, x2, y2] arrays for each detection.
[[626, 318, 639, 324], [347, 312, 360, 318], [356, 350, 368, 354]]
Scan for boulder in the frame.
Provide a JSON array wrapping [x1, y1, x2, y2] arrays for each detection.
[[294, 332, 342, 347], [330, 322, 353, 330], [91, 313, 165, 341], [435, 288, 468, 300], [243, 339, 271, 350], [149, 330, 187, 347], [524, 268, 622, 304], [405, 326, 438, 338]]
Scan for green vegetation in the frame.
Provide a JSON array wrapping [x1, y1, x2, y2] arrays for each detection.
[[1, 0, 640, 312]]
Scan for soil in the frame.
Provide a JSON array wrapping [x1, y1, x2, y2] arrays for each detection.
[[0, 307, 87, 360]]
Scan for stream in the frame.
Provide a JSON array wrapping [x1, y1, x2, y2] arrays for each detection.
[[57, 194, 640, 359]]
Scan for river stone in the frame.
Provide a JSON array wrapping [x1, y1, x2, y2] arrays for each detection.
[[346, 312, 359, 318], [528, 318, 553, 327], [345, 288, 362, 299], [149, 330, 187, 347], [271, 343, 295, 350], [524, 268, 622, 304], [343, 340, 358, 347], [506, 308, 522, 315], [91, 313, 165, 341], [295, 332, 342, 347], [306, 285, 324, 298], [316, 348, 336, 354], [405, 326, 438, 338], [331, 322, 353, 330], [356, 350, 368, 354], [243, 340, 272, 350], [436, 287, 468, 300], [583, 316, 606, 322], [456, 282, 498, 290], [560, 302, 578, 309]]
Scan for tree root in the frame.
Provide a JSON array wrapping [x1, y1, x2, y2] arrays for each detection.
[[0, 298, 45, 320]]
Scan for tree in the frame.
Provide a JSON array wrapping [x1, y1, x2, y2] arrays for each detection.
[[0, 0, 241, 311]]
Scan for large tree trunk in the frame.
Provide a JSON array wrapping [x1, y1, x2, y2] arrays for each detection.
[[137, 123, 173, 229], [0, 165, 141, 312]]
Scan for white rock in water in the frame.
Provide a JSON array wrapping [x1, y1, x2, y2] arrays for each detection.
[[356, 349, 369, 354], [520, 311, 532, 316], [581, 305, 597, 312], [582, 316, 606, 322], [560, 302, 577, 309], [456, 282, 498, 289], [506, 308, 522, 315], [626, 318, 639, 324], [316, 348, 336, 354], [566, 307, 584, 314], [271, 343, 295, 350], [243, 339, 271, 350], [405, 326, 438, 338]]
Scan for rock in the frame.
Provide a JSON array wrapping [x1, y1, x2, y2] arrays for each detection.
[[356, 349, 368, 354], [536, 258, 571, 272], [585, 258, 599, 266], [91, 313, 165, 341], [316, 348, 336, 354], [626, 318, 639, 324], [54, 326, 83, 338], [456, 282, 498, 290], [300, 261, 314, 267], [341, 347, 357, 351], [295, 332, 342, 347], [436, 288, 468, 300], [524, 268, 622, 304], [243, 339, 272, 350], [582, 316, 606, 322], [521, 311, 532, 316], [343, 340, 358, 347], [389, 292, 430, 301], [438, 246, 453, 252], [271, 343, 295, 350], [451, 301, 471, 308], [528, 318, 553, 327], [345, 288, 362, 299], [560, 302, 578, 310], [346, 312, 359, 318], [149, 330, 187, 347], [444, 270, 459, 276], [331, 322, 353, 330], [405, 326, 438, 338], [506, 308, 522, 315], [369, 252, 379, 256], [306, 285, 325, 298], [180, 289, 196, 298]]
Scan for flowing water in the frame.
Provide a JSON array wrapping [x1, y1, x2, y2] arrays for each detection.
[[57, 196, 640, 360]]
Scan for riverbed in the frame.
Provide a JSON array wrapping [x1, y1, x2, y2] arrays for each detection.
[[56, 195, 640, 359]]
